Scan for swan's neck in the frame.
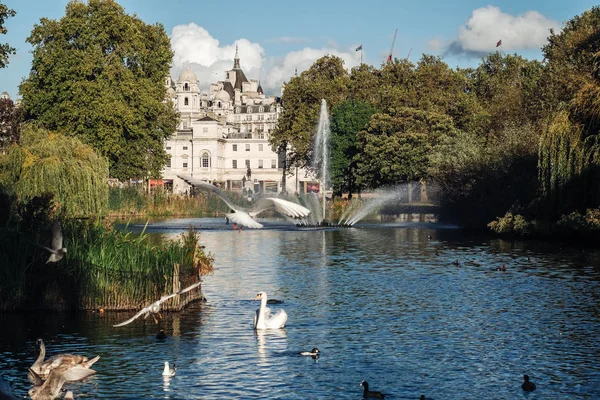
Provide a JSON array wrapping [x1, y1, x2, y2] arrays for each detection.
[[257, 296, 268, 326], [34, 342, 45, 369], [163, 363, 170, 373]]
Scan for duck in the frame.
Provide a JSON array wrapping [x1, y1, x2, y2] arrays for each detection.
[[162, 362, 176, 377], [191, 180, 311, 229], [299, 348, 320, 357], [360, 380, 385, 399], [493, 265, 507, 271], [253, 292, 288, 329], [452, 260, 460, 266], [156, 330, 167, 340], [28, 365, 96, 400], [522, 374, 536, 392], [29, 339, 100, 381]]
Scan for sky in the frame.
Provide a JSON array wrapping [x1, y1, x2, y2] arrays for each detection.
[[0, 0, 597, 99]]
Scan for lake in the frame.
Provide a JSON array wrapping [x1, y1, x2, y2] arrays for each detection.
[[1, 218, 599, 399]]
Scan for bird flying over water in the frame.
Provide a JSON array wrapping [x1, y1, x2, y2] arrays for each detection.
[[28, 365, 96, 400], [186, 180, 310, 229], [113, 281, 202, 327], [31, 221, 67, 263]]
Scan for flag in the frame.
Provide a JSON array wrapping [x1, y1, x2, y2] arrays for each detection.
[[387, 54, 392, 63], [355, 44, 362, 51], [496, 39, 502, 47]]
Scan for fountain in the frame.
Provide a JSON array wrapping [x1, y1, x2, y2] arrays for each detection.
[[313, 99, 330, 223]]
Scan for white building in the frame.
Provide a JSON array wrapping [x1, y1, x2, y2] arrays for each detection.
[[161, 47, 311, 195]]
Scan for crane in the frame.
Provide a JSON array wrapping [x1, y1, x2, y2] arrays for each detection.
[[387, 29, 398, 64]]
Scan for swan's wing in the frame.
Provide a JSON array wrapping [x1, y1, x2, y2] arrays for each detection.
[[267, 308, 288, 328], [192, 181, 240, 212], [27, 368, 43, 386], [51, 221, 63, 251], [227, 211, 263, 229], [113, 306, 150, 327], [251, 198, 311, 219]]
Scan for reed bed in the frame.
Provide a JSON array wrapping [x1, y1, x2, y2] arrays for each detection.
[[0, 219, 213, 311], [107, 186, 234, 217]]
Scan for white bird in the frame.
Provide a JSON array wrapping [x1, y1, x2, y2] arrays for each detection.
[[253, 292, 288, 329], [32, 221, 67, 263], [113, 281, 202, 327], [162, 362, 176, 377], [189, 180, 310, 229]]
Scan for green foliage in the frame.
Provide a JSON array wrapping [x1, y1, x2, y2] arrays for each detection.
[[19, 0, 178, 180], [0, 97, 23, 150], [271, 55, 350, 170], [330, 99, 377, 197], [557, 209, 600, 232], [0, 124, 108, 218], [488, 213, 532, 235], [0, 2, 16, 68]]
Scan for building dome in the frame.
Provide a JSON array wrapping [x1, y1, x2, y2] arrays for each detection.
[[178, 65, 197, 83], [214, 89, 230, 102]]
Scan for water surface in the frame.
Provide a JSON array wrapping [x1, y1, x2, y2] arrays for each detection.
[[1, 219, 599, 399]]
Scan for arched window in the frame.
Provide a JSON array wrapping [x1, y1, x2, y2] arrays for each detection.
[[184, 83, 189, 91], [236, 107, 241, 114], [202, 152, 210, 168], [184, 97, 189, 106], [259, 106, 264, 113], [247, 106, 252, 113], [218, 102, 221, 108]]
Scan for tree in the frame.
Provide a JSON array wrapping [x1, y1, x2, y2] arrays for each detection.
[[538, 7, 600, 218], [0, 123, 109, 217], [0, 2, 15, 68], [0, 97, 23, 151], [19, 0, 178, 180], [355, 109, 456, 188], [271, 55, 350, 179], [330, 99, 377, 198]]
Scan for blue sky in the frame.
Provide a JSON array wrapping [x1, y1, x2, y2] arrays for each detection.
[[0, 0, 597, 98]]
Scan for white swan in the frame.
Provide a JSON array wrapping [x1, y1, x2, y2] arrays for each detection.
[[162, 362, 176, 377], [253, 292, 287, 329], [182, 179, 310, 229]]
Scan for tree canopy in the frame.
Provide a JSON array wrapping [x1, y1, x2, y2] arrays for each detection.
[[0, 123, 109, 217], [0, 1, 16, 68], [19, 0, 178, 180]]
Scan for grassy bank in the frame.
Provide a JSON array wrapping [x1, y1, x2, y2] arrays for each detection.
[[0, 217, 213, 311]]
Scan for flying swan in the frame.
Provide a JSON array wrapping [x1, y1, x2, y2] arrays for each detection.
[[254, 292, 288, 329], [190, 180, 310, 229]]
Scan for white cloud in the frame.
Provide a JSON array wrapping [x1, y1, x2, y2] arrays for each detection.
[[446, 6, 560, 56], [265, 36, 309, 44], [169, 23, 361, 95]]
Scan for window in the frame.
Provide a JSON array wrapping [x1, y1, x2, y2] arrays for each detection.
[[271, 159, 276, 169], [258, 133, 265, 139], [247, 106, 252, 113], [166, 146, 171, 150], [183, 146, 188, 150], [183, 162, 188, 168], [202, 153, 209, 168], [184, 97, 189, 105], [258, 159, 263, 169], [232, 160, 238, 169], [259, 106, 264, 112], [245, 144, 250, 152], [245, 159, 250, 168], [233, 144, 238, 151], [258, 144, 263, 151], [203, 127, 208, 133], [166, 158, 172, 168], [236, 107, 241, 113], [184, 83, 189, 91]]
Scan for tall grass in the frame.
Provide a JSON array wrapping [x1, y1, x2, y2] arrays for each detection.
[[107, 185, 246, 217], [0, 217, 213, 311]]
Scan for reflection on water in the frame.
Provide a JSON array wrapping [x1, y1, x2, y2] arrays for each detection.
[[1, 219, 600, 399]]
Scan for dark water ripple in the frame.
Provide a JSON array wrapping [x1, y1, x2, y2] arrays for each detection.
[[1, 222, 600, 399]]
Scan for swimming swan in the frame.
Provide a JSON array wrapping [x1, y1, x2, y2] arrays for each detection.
[[29, 339, 100, 382], [191, 180, 310, 229], [113, 281, 202, 327], [253, 292, 287, 329], [28, 365, 96, 400]]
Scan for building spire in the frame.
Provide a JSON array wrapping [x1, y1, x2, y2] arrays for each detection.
[[233, 45, 240, 69]]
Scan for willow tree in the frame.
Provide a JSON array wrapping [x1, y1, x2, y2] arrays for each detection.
[[0, 124, 109, 217], [538, 7, 600, 218], [19, 0, 178, 180]]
